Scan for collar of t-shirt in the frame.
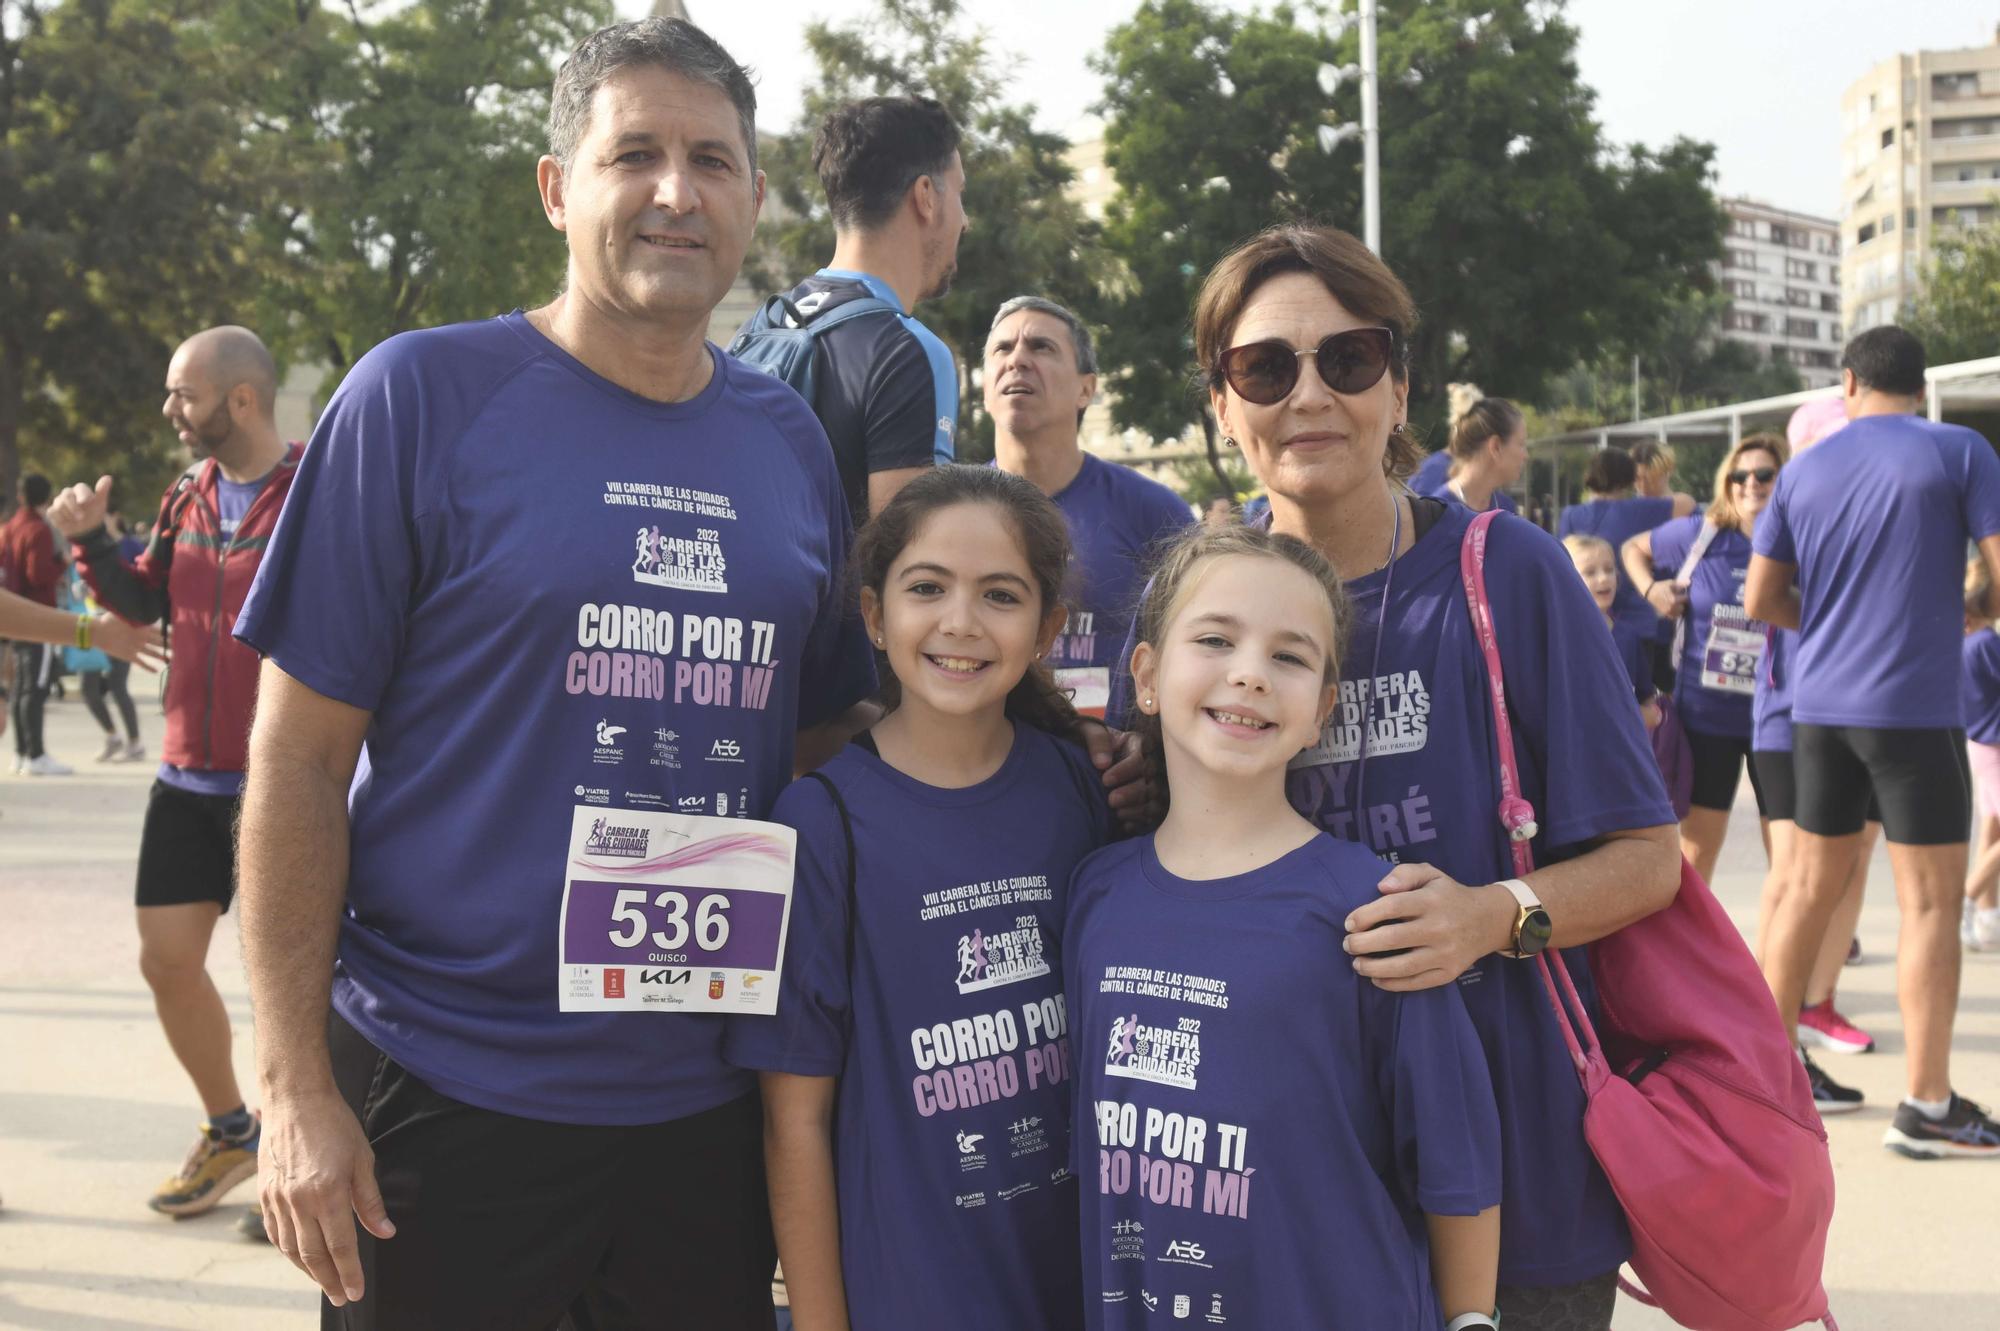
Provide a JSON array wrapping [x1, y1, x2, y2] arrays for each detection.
[[814, 268, 907, 314], [215, 470, 273, 541], [1253, 494, 1447, 541]]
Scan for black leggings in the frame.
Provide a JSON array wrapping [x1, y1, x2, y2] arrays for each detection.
[[81, 660, 140, 741], [10, 642, 53, 759]]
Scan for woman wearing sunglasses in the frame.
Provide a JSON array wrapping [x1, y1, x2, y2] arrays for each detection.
[[1620, 434, 1790, 886], [1190, 223, 1681, 1331]]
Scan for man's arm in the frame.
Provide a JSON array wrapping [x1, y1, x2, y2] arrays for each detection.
[[1744, 554, 1800, 630], [50, 476, 171, 624], [238, 659, 392, 1306], [761, 1071, 850, 1331]]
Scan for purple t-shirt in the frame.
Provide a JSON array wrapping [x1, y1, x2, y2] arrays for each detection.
[[234, 313, 874, 1125], [1558, 495, 1674, 641], [727, 724, 1109, 1330], [1046, 454, 1193, 713], [1752, 626, 1794, 752], [1646, 515, 1755, 738], [1754, 414, 2000, 729], [1284, 504, 1669, 1284], [157, 473, 271, 798], [1410, 454, 1519, 514], [1610, 620, 1656, 704], [1964, 629, 2000, 746], [1068, 832, 1499, 1329]]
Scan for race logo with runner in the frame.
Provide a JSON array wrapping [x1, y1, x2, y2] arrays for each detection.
[[1104, 1012, 1201, 1090], [954, 918, 1051, 994], [583, 818, 649, 859], [632, 522, 728, 594]]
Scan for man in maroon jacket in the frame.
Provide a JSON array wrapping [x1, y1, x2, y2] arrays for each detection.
[[49, 325, 300, 1219], [2, 473, 71, 774]]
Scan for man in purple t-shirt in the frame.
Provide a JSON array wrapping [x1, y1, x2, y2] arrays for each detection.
[[1748, 326, 2000, 1158], [985, 295, 1193, 717]]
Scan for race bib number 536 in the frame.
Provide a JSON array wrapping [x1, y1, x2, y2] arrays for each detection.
[[558, 806, 796, 1014]]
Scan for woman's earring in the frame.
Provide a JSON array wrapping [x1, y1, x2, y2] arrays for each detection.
[[1222, 436, 1238, 450], [1142, 694, 1154, 711], [874, 636, 884, 648]]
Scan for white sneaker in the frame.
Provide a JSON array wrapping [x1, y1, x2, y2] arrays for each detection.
[[9, 755, 24, 775], [26, 755, 74, 776], [1974, 906, 2000, 953], [1967, 900, 1983, 952], [96, 735, 124, 762], [120, 740, 146, 762]]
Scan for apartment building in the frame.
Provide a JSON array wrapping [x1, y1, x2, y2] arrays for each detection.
[[1841, 27, 2000, 335], [1719, 199, 1844, 388]]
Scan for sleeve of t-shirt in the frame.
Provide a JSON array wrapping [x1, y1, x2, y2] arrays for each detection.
[[1488, 517, 1676, 848], [795, 447, 878, 731], [862, 322, 959, 473], [1373, 980, 1501, 1216], [724, 776, 852, 1077], [1142, 484, 1197, 547], [1646, 516, 1691, 580], [233, 334, 444, 710], [1752, 474, 1796, 564], [1956, 431, 2000, 541]]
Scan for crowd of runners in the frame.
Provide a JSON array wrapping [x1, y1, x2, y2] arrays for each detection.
[[2, 12, 1998, 1331]]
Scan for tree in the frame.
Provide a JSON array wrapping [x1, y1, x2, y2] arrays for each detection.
[[1905, 218, 2000, 366], [2, 0, 273, 506], [742, 0, 1107, 462], [1092, 0, 1726, 462]]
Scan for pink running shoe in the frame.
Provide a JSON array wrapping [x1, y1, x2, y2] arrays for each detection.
[[1798, 998, 1875, 1054]]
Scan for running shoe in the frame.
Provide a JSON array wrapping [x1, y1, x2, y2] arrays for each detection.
[[120, 739, 147, 762], [26, 755, 73, 776], [1883, 1094, 2000, 1159], [237, 1203, 270, 1242], [149, 1115, 260, 1216], [1797, 998, 1875, 1054], [96, 734, 123, 762], [1801, 1050, 1863, 1115], [1966, 901, 2000, 953]]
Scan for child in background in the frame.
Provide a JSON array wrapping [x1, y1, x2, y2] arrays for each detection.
[[1068, 525, 1501, 1330], [1962, 557, 2000, 952], [1564, 533, 1660, 731], [728, 466, 1110, 1331]]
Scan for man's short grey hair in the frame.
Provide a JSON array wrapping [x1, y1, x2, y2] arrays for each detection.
[[989, 295, 1097, 374], [548, 18, 758, 174]]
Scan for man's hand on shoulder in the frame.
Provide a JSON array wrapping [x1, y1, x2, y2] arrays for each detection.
[[47, 475, 114, 538]]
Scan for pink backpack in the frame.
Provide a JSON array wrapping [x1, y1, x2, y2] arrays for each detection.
[[1460, 511, 1837, 1331]]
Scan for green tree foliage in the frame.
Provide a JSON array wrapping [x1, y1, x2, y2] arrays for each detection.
[[1905, 218, 2000, 366], [741, 0, 1107, 462], [1093, 0, 1725, 456], [2, 0, 270, 505]]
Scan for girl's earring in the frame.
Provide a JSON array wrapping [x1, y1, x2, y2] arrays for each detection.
[[1142, 694, 1154, 711]]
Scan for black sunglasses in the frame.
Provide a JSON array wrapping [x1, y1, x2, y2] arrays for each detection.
[[1216, 327, 1396, 405], [1727, 467, 1777, 486]]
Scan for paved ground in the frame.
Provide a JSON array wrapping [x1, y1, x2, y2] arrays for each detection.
[[3, 688, 1997, 1328]]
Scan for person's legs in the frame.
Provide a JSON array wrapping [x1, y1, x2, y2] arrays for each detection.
[[1753, 816, 1795, 963], [1679, 728, 1747, 884], [80, 671, 120, 757], [1967, 813, 2000, 911], [1805, 821, 1877, 1007], [1767, 726, 1873, 1037], [105, 658, 141, 743], [138, 902, 241, 1114], [1884, 840, 1967, 1101], [12, 643, 51, 759]]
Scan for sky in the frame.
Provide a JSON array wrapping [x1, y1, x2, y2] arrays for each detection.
[[626, 0, 1998, 219]]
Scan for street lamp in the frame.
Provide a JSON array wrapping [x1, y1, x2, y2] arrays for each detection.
[[1316, 0, 1380, 255]]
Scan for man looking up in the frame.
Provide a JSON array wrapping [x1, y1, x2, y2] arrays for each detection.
[[47, 326, 300, 1215], [1747, 325, 2000, 1158], [231, 17, 873, 1326], [985, 296, 1191, 717], [758, 95, 966, 522], [2, 473, 69, 774]]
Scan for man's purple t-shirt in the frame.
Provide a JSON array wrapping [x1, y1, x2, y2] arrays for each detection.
[[1284, 504, 1669, 1284], [1646, 515, 1755, 738], [1067, 832, 1499, 1329], [1558, 495, 1674, 642], [157, 473, 269, 798], [1964, 628, 2000, 746], [727, 724, 1109, 1330], [1754, 414, 2000, 729], [235, 313, 874, 1125], [1045, 454, 1192, 715], [1752, 626, 1795, 753]]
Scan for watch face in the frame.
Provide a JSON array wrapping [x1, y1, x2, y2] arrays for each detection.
[[1518, 907, 1554, 957]]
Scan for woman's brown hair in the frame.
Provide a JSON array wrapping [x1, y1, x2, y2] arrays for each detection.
[[1193, 223, 1423, 482], [1127, 524, 1352, 814], [853, 466, 1084, 742], [1707, 432, 1789, 533], [1445, 382, 1524, 463]]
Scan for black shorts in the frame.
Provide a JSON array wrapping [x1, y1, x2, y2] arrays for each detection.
[[325, 1013, 776, 1331], [1752, 748, 1882, 826], [1683, 727, 1767, 816], [1793, 723, 1971, 845], [135, 779, 241, 909]]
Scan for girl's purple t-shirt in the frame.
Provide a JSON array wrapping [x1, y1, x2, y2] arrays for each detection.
[[1557, 495, 1674, 640], [727, 724, 1111, 1331], [1284, 504, 1670, 1285], [1067, 832, 1499, 1330], [1963, 628, 2000, 746], [1647, 515, 1755, 739]]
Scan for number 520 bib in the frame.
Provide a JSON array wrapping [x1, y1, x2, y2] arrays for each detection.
[[557, 806, 796, 1014]]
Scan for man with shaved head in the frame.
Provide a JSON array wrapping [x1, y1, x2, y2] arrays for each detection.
[[48, 323, 301, 1220]]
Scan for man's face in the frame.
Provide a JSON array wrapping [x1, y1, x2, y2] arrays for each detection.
[[543, 66, 763, 329], [160, 348, 235, 458], [921, 151, 968, 303], [983, 309, 1094, 443]]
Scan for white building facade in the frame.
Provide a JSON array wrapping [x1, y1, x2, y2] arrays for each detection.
[[1719, 199, 1844, 389]]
